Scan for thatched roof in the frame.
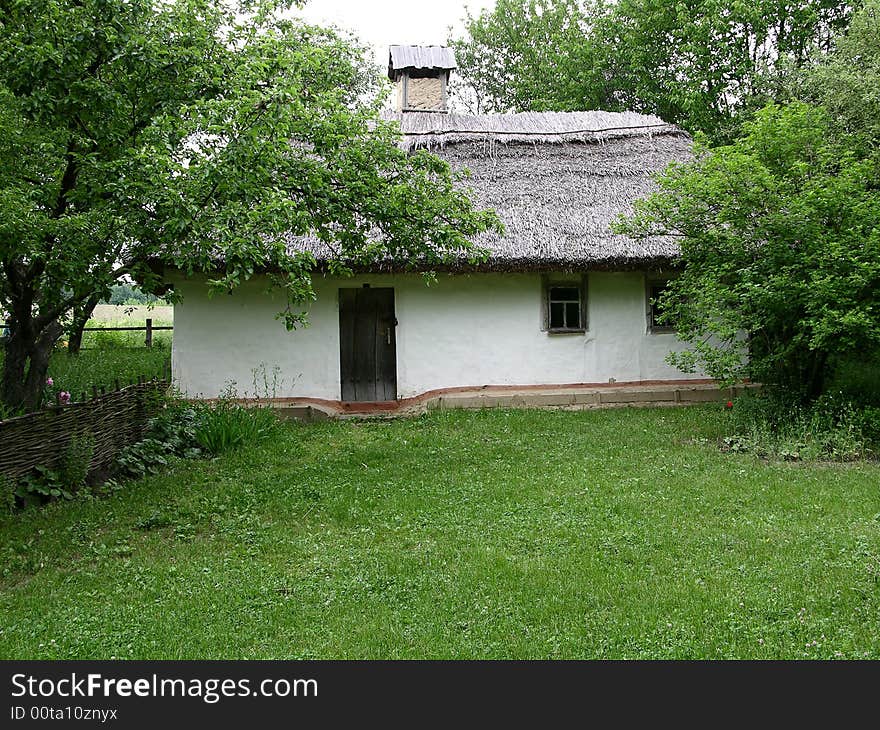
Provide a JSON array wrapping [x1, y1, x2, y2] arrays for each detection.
[[286, 110, 691, 272], [389, 110, 679, 151]]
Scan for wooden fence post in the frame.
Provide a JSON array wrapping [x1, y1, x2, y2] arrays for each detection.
[[145, 318, 153, 348]]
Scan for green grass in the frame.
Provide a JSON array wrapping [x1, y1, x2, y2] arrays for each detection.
[[1, 405, 879, 659], [45, 348, 170, 398], [0, 348, 170, 410], [79, 326, 173, 351]]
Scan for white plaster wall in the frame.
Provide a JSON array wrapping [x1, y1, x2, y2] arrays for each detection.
[[170, 271, 705, 400]]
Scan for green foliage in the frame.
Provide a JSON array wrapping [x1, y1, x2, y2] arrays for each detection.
[[826, 352, 880, 407], [0, 0, 499, 412], [0, 476, 14, 515], [39, 349, 170, 403], [619, 101, 880, 398], [858, 407, 880, 445], [799, 0, 880, 156], [15, 466, 75, 506], [724, 392, 875, 461], [193, 401, 280, 456], [82, 325, 172, 352], [115, 398, 279, 477], [7, 434, 95, 509], [116, 404, 203, 479], [0, 343, 169, 408], [450, 0, 604, 114], [451, 0, 851, 140], [104, 283, 167, 306], [58, 434, 95, 491], [115, 439, 175, 481], [10, 434, 96, 509], [618, 3, 880, 399]]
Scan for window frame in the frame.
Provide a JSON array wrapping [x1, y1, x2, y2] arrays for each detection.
[[542, 275, 588, 334], [646, 277, 677, 334]]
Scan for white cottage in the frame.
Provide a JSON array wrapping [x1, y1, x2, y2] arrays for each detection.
[[168, 46, 718, 415]]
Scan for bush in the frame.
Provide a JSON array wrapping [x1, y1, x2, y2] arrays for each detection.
[[856, 406, 880, 447], [58, 434, 95, 490], [827, 353, 880, 408], [724, 390, 875, 461], [15, 466, 75, 505], [115, 403, 203, 479], [194, 401, 279, 456], [115, 398, 279, 479]]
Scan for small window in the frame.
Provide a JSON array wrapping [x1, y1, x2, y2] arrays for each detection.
[[648, 279, 676, 333], [546, 282, 585, 332]]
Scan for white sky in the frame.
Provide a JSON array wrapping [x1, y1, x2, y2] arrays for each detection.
[[295, 0, 497, 67]]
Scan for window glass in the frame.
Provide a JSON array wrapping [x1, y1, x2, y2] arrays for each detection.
[[551, 287, 579, 302], [549, 301, 566, 329], [548, 285, 582, 330]]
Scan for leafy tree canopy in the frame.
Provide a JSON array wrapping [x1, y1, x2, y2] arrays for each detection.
[[0, 0, 499, 412], [451, 0, 852, 141], [618, 1, 880, 399]]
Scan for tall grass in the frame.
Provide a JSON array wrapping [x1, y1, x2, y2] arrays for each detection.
[[725, 390, 878, 461], [193, 401, 281, 455], [44, 349, 170, 401], [82, 328, 171, 351], [0, 339, 170, 414]]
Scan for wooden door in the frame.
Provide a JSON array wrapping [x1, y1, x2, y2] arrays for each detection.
[[339, 287, 397, 402]]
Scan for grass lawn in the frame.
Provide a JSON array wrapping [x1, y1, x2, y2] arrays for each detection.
[[1, 405, 878, 659]]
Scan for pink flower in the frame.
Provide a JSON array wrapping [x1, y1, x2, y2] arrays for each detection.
[[725, 400, 734, 409], [46, 377, 53, 386], [58, 391, 71, 405]]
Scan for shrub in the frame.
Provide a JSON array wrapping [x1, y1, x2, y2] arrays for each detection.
[[827, 353, 880, 408], [856, 407, 880, 447], [724, 390, 874, 461], [58, 434, 95, 490], [115, 403, 203, 479], [15, 466, 75, 506]]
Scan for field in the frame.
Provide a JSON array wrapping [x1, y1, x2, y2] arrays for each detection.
[[79, 304, 173, 351], [90, 304, 174, 323], [1, 405, 878, 659]]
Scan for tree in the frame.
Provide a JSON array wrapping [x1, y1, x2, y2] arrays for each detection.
[[451, 0, 852, 141], [449, 0, 608, 114], [66, 294, 101, 356], [618, 1, 880, 400], [0, 0, 499, 412], [798, 0, 880, 154], [618, 102, 880, 399]]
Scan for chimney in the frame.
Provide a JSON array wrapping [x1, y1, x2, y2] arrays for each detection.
[[388, 45, 456, 113]]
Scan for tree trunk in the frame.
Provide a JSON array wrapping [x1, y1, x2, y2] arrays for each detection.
[[805, 350, 829, 402], [67, 295, 100, 355], [0, 316, 63, 414]]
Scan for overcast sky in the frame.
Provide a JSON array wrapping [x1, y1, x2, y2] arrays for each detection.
[[295, 0, 497, 66]]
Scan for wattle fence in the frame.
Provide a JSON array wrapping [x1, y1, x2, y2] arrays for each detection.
[[0, 379, 168, 483]]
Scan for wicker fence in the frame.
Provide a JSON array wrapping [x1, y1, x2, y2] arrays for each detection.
[[0, 380, 167, 483]]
